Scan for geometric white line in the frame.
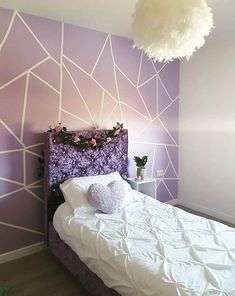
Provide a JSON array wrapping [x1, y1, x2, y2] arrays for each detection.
[[0, 177, 24, 186], [63, 54, 118, 103], [0, 149, 24, 154], [27, 179, 43, 187], [0, 188, 24, 199], [62, 63, 95, 125], [20, 73, 29, 142], [117, 103, 124, 124], [0, 11, 16, 52], [109, 37, 124, 123], [0, 119, 25, 148], [93, 72, 119, 103], [63, 54, 90, 75], [138, 73, 158, 89], [99, 90, 105, 127], [150, 59, 157, 75], [137, 87, 152, 119], [91, 34, 109, 76], [59, 22, 64, 122], [120, 101, 151, 121], [137, 50, 143, 87], [156, 96, 179, 120], [109, 35, 123, 123], [157, 62, 167, 74], [162, 179, 175, 200], [156, 162, 175, 200], [157, 178, 178, 180], [0, 72, 26, 91], [0, 57, 50, 91], [25, 187, 44, 203], [0, 221, 44, 236], [156, 75, 159, 116], [100, 102, 118, 128], [130, 140, 178, 147], [162, 162, 170, 181], [26, 142, 44, 149], [27, 185, 43, 189], [151, 145, 157, 178], [61, 108, 94, 127], [165, 146, 178, 177], [23, 149, 26, 186], [30, 72, 60, 94], [158, 74, 174, 102], [151, 58, 167, 75], [60, 22, 64, 65], [131, 117, 152, 140], [25, 149, 43, 159], [134, 96, 179, 140], [0, 183, 44, 202], [109, 35, 121, 102], [158, 117, 177, 146], [17, 12, 60, 67], [115, 64, 137, 88]]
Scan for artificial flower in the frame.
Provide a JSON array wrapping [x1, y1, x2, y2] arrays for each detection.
[[90, 138, 96, 146], [73, 136, 80, 143], [54, 123, 62, 133], [106, 137, 112, 143], [114, 129, 120, 136], [49, 122, 123, 150]]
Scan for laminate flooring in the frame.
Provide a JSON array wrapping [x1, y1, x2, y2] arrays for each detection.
[[0, 205, 234, 296], [0, 249, 90, 296]]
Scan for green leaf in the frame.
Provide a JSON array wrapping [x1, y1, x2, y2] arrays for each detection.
[[134, 155, 148, 168]]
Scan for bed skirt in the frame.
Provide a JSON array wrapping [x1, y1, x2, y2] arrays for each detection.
[[48, 222, 120, 296]]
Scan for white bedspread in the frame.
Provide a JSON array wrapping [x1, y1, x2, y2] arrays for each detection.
[[53, 191, 235, 296]]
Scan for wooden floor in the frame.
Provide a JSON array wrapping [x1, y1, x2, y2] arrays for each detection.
[[0, 205, 234, 296], [0, 250, 90, 296]]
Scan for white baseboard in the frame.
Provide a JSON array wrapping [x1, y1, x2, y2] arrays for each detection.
[[165, 199, 180, 206], [166, 198, 235, 225], [0, 242, 47, 264]]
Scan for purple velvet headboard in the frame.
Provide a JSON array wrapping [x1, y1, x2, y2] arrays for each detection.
[[44, 129, 128, 241]]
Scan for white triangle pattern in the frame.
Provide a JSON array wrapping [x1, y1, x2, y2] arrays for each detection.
[[0, 9, 179, 253]]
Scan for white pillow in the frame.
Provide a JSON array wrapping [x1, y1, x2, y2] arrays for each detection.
[[60, 181, 93, 210], [60, 172, 126, 210]]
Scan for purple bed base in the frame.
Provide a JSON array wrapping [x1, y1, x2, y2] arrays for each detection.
[[44, 129, 128, 296]]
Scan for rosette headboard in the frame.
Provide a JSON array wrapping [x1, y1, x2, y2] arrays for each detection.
[[44, 129, 128, 241]]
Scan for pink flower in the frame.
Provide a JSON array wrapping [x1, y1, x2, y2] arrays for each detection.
[[106, 137, 112, 143], [114, 129, 120, 136], [73, 136, 80, 143], [54, 123, 62, 133], [90, 138, 96, 146]]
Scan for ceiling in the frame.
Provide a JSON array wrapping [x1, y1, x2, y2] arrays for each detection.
[[0, 0, 137, 38], [0, 0, 234, 38]]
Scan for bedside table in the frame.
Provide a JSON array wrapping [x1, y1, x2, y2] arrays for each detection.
[[127, 178, 157, 199]]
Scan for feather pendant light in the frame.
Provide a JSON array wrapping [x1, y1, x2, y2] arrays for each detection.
[[131, 0, 214, 62]]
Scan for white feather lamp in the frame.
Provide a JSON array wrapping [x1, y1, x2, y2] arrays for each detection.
[[131, 0, 214, 62]]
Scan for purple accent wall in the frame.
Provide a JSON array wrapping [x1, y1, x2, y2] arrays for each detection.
[[0, 7, 180, 255]]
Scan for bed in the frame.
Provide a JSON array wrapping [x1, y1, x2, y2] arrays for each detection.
[[44, 129, 235, 296]]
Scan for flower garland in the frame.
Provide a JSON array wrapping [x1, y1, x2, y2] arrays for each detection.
[[48, 122, 124, 149]]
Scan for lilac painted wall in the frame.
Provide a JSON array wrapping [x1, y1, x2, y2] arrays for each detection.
[[0, 7, 180, 255]]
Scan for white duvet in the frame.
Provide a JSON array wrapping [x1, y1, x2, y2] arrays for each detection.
[[53, 191, 235, 296]]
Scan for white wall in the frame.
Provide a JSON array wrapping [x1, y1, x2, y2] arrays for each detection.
[[179, 0, 235, 220]]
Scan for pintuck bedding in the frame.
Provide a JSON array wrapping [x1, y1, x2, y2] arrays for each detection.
[[53, 190, 235, 296]]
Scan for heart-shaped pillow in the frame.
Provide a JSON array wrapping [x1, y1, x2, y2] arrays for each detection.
[[87, 180, 129, 214]]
